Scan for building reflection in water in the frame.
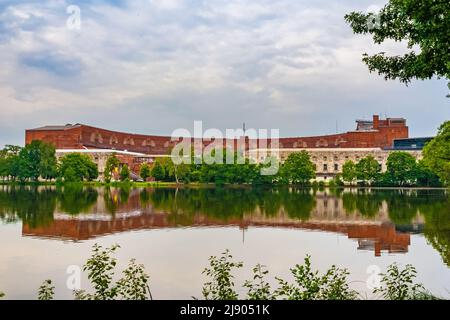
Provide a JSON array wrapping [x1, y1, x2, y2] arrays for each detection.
[[19, 188, 417, 257]]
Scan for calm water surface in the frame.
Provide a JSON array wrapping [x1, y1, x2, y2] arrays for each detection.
[[0, 186, 449, 299]]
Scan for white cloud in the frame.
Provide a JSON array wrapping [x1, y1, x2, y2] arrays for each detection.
[[0, 0, 448, 146]]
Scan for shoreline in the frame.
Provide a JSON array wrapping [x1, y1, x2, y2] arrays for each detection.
[[0, 180, 447, 190]]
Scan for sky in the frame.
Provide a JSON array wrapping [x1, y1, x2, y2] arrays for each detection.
[[0, 0, 449, 147]]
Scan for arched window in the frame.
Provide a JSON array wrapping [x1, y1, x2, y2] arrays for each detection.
[[124, 137, 135, 146], [90, 132, 103, 143]]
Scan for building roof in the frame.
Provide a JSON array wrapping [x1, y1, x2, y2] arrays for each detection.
[[28, 124, 82, 131], [55, 149, 147, 156], [249, 148, 384, 152]]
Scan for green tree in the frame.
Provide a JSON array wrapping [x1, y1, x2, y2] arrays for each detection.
[[86, 160, 99, 181], [120, 165, 130, 181], [16, 140, 57, 182], [0, 145, 24, 181], [422, 121, 450, 185], [139, 163, 151, 181], [342, 160, 357, 184], [59, 153, 98, 182], [104, 153, 120, 183], [0, 145, 23, 180], [355, 156, 381, 185], [345, 0, 450, 96], [415, 160, 442, 187], [17, 141, 44, 181], [151, 160, 166, 181], [280, 151, 315, 185], [386, 152, 417, 186], [39, 142, 57, 180]]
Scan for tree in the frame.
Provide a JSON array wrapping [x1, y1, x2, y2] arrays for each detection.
[[18, 141, 43, 181], [415, 160, 442, 187], [345, 0, 450, 96], [140, 163, 151, 181], [355, 156, 381, 185], [120, 165, 130, 181], [422, 121, 450, 185], [104, 153, 120, 183], [342, 160, 357, 184], [151, 160, 165, 181], [280, 151, 315, 185], [39, 142, 58, 180], [386, 152, 417, 186], [16, 140, 57, 182], [85, 160, 99, 181], [59, 153, 98, 182]]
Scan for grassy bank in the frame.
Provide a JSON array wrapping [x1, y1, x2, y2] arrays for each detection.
[[0, 180, 448, 190]]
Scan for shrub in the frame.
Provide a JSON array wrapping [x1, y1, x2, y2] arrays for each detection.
[[274, 255, 358, 300], [36, 244, 152, 300], [37, 280, 55, 300], [373, 263, 438, 300], [120, 165, 130, 182], [201, 249, 243, 300], [244, 264, 274, 300]]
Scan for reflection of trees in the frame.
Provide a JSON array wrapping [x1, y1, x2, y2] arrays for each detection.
[[280, 188, 314, 221], [0, 185, 449, 267], [419, 197, 450, 267], [342, 190, 382, 218], [57, 185, 98, 215], [146, 187, 314, 222], [0, 186, 56, 227], [150, 188, 260, 221], [103, 188, 120, 215]]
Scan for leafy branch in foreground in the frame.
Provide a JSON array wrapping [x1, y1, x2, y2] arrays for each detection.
[[244, 264, 274, 300], [274, 255, 358, 300], [37, 244, 152, 300], [14, 246, 440, 300], [373, 263, 439, 300], [38, 280, 55, 300], [345, 0, 449, 95], [201, 249, 244, 300]]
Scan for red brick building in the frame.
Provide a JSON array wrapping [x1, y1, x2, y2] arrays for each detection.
[[25, 115, 408, 154]]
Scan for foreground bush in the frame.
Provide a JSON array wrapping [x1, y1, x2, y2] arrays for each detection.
[[38, 244, 152, 300], [1, 245, 441, 300]]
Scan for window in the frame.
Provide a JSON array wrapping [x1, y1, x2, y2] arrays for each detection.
[[334, 163, 338, 171], [323, 164, 328, 171], [323, 156, 327, 161]]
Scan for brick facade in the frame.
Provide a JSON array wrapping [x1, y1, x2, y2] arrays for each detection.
[[25, 115, 409, 154]]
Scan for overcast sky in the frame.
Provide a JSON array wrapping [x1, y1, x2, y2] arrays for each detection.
[[0, 0, 448, 147]]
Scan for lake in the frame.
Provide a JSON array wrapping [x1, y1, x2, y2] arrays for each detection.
[[0, 185, 449, 299]]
